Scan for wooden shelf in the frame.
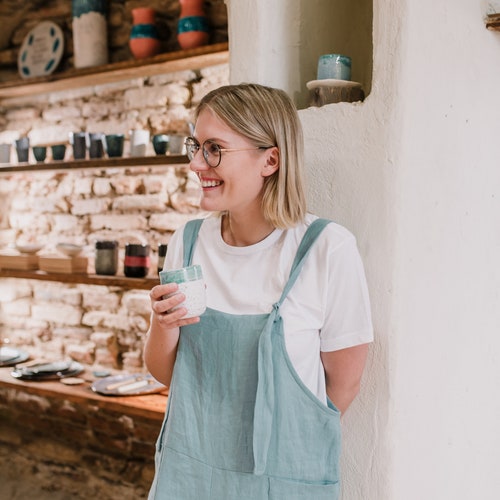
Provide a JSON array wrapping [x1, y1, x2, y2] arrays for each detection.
[[0, 269, 159, 290], [0, 42, 229, 99], [0, 154, 188, 173]]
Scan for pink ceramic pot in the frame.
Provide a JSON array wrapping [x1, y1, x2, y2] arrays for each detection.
[[177, 0, 209, 50], [129, 7, 161, 59]]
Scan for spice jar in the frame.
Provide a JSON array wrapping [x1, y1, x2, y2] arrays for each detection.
[[95, 240, 119, 275], [157, 243, 168, 273], [124, 243, 150, 278], [159, 264, 206, 318]]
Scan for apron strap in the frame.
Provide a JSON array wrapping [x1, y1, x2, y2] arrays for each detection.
[[253, 217, 331, 475], [182, 218, 204, 267]]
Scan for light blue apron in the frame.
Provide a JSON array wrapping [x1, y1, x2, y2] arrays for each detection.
[[149, 218, 341, 499]]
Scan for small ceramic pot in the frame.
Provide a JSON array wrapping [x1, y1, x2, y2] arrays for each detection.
[[317, 54, 352, 81], [104, 134, 125, 158], [177, 0, 209, 50], [33, 146, 47, 162], [51, 144, 67, 161], [129, 7, 161, 59], [152, 134, 169, 155], [15, 137, 30, 163]]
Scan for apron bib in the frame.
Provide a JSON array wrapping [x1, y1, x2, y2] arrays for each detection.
[[149, 218, 341, 500]]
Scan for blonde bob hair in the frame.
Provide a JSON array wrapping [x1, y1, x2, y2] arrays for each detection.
[[194, 83, 307, 229]]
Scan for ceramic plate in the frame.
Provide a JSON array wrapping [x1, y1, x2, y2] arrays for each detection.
[[18, 21, 64, 79], [306, 79, 362, 90], [11, 360, 83, 381], [0, 346, 30, 367], [91, 373, 166, 396]]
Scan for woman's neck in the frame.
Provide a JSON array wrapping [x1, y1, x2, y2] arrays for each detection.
[[221, 212, 275, 247]]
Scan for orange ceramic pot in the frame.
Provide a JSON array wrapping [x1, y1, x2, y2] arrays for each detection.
[[177, 0, 209, 50], [129, 7, 161, 59]]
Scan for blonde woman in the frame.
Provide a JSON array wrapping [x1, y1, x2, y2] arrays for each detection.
[[145, 83, 373, 499]]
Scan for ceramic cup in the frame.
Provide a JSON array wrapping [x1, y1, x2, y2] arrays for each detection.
[[89, 133, 105, 159], [0, 143, 11, 163], [104, 134, 125, 158], [15, 137, 30, 163], [152, 134, 169, 155], [317, 54, 352, 81], [129, 129, 150, 157], [69, 132, 88, 160], [32, 146, 47, 163], [51, 144, 67, 161], [168, 134, 186, 155], [159, 265, 206, 319]]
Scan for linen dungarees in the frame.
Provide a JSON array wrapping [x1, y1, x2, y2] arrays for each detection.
[[149, 218, 341, 500]]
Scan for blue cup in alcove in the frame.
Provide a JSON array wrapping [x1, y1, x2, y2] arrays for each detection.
[[317, 54, 352, 81]]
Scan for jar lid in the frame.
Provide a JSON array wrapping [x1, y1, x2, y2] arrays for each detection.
[[125, 243, 150, 256], [159, 264, 203, 284], [96, 240, 118, 249]]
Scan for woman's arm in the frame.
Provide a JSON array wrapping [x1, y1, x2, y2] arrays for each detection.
[[320, 343, 370, 414], [143, 282, 200, 386]]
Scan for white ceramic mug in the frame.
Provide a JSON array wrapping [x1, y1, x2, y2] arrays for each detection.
[[129, 129, 150, 157], [168, 135, 186, 155], [0, 143, 11, 163]]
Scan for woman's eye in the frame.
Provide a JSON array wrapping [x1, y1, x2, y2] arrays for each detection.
[[205, 142, 220, 156]]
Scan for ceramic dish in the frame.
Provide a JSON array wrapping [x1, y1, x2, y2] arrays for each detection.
[[306, 78, 362, 90], [18, 21, 64, 79], [91, 373, 166, 396], [11, 360, 83, 381], [0, 346, 30, 367], [56, 243, 84, 257], [15, 243, 44, 254]]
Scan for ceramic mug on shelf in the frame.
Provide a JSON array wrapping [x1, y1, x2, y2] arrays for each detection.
[[69, 131, 88, 160], [89, 133, 105, 159], [32, 146, 47, 163], [15, 137, 30, 163], [104, 134, 125, 158], [152, 134, 169, 155], [129, 129, 150, 157], [0, 143, 11, 163], [317, 54, 352, 81], [51, 144, 67, 161]]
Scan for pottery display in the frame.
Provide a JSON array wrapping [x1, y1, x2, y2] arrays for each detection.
[[177, 0, 209, 50], [72, 0, 108, 68], [129, 7, 161, 59]]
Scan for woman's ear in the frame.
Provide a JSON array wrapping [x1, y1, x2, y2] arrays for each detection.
[[261, 146, 280, 177]]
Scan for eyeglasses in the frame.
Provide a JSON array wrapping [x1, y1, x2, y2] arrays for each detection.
[[184, 136, 268, 168]]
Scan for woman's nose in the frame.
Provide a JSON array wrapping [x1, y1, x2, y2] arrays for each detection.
[[189, 149, 209, 172]]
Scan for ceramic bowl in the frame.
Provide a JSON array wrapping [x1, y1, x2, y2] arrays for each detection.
[[56, 243, 84, 257], [15, 243, 44, 254]]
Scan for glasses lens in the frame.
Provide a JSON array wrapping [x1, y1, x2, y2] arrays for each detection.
[[184, 138, 198, 160], [203, 140, 222, 168]]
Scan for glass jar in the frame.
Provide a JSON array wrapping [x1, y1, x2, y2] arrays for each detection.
[[124, 243, 150, 278], [95, 240, 119, 275], [157, 243, 168, 273]]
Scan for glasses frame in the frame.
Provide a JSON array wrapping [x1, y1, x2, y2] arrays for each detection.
[[184, 136, 268, 168]]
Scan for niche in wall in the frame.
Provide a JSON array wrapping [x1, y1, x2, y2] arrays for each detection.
[[298, 0, 373, 106]]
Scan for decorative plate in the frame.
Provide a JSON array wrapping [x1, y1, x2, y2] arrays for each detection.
[[0, 346, 30, 367], [11, 360, 83, 381], [18, 21, 64, 79], [91, 373, 167, 396]]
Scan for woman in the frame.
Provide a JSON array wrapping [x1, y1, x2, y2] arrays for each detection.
[[145, 83, 373, 499]]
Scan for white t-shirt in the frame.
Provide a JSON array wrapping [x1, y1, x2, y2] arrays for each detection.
[[164, 213, 373, 404]]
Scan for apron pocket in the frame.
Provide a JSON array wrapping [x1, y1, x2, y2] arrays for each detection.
[[268, 476, 339, 500]]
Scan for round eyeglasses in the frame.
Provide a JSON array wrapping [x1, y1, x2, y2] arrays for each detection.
[[184, 137, 269, 168]]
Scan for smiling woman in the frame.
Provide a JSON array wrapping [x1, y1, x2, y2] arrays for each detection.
[[144, 83, 373, 499]]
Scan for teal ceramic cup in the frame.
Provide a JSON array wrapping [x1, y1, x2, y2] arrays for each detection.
[[317, 54, 352, 81], [51, 144, 67, 161], [152, 134, 169, 155], [104, 134, 125, 158], [32, 146, 47, 162], [159, 264, 206, 318]]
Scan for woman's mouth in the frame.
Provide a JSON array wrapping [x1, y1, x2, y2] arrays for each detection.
[[200, 179, 223, 188]]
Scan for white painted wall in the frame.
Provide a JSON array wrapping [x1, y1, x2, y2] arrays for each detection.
[[228, 0, 500, 498]]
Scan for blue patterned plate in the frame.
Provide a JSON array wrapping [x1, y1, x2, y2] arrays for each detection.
[[18, 21, 64, 79]]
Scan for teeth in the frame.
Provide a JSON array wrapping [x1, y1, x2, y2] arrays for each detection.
[[201, 180, 222, 188]]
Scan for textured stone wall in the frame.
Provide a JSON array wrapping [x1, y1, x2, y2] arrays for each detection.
[[0, 64, 228, 372]]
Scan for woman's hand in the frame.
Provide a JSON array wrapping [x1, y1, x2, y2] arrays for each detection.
[[149, 283, 201, 329], [144, 283, 200, 386]]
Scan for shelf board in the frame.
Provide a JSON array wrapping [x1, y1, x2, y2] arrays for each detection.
[[0, 269, 159, 290], [0, 154, 188, 173], [0, 43, 229, 99]]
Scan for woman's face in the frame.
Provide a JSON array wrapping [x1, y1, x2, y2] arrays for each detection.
[[189, 108, 275, 216]]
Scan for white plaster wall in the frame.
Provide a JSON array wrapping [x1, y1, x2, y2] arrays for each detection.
[[228, 0, 500, 498]]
